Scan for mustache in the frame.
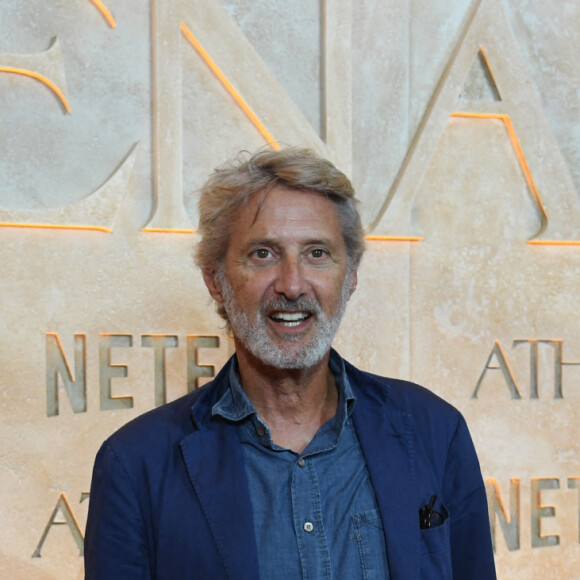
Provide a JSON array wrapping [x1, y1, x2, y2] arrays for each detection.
[[260, 296, 322, 316]]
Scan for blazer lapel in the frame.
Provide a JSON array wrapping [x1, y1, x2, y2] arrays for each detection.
[[352, 378, 420, 580], [180, 419, 260, 580]]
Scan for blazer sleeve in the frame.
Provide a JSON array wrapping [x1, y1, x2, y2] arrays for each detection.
[[444, 415, 496, 579], [84, 440, 152, 580]]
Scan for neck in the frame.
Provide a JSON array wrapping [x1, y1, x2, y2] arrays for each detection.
[[234, 343, 338, 453]]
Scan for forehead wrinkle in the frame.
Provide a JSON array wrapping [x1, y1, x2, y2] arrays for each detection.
[[250, 182, 278, 227], [250, 184, 332, 228]]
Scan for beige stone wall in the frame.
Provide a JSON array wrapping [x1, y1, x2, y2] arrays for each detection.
[[1, 0, 579, 577]]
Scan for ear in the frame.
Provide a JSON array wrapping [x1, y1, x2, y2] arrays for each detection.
[[203, 269, 225, 304], [347, 269, 358, 299]]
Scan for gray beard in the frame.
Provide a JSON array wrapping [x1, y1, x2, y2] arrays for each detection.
[[218, 269, 353, 369]]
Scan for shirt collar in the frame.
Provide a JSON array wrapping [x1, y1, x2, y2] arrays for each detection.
[[212, 350, 356, 423]]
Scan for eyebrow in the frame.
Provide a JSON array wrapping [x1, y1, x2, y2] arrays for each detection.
[[243, 236, 337, 250]]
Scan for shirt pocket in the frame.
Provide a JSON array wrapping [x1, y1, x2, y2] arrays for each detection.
[[351, 508, 390, 580], [419, 504, 452, 579]]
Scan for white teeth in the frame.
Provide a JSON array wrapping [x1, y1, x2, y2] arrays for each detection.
[[275, 312, 307, 321], [270, 311, 309, 326]]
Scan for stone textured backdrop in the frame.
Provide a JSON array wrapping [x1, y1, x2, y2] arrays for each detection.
[[0, 0, 579, 578]]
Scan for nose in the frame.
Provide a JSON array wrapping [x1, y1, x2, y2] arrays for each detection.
[[274, 256, 307, 300]]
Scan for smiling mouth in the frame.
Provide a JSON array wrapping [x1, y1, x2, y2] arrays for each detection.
[[269, 311, 311, 327]]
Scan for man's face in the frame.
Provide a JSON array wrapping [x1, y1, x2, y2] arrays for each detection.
[[207, 185, 357, 369]]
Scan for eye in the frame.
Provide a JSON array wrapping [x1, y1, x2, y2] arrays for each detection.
[[310, 248, 327, 259], [254, 248, 271, 259]]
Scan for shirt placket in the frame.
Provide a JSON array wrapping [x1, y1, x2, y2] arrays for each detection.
[[291, 454, 332, 580]]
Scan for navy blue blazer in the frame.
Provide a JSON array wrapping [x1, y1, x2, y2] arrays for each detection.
[[85, 355, 496, 579]]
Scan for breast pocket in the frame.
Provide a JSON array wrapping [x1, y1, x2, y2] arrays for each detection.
[[352, 509, 389, 580], [419, 504, 452, 580]]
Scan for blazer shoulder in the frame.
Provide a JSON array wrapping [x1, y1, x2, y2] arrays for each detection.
[[345, 359, 461, 423], [104, 359, 231, 455]]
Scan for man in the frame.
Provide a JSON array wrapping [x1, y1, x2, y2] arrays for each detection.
[[85, 148, 496, 579]]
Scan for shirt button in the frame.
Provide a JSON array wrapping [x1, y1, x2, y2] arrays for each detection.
[[256, 426, 265, 437], [297, 458, 305, 467], [304, 522, 314, 533]]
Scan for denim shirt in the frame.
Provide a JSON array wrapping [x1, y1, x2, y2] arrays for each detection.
[[212, 352, 389, 580]]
